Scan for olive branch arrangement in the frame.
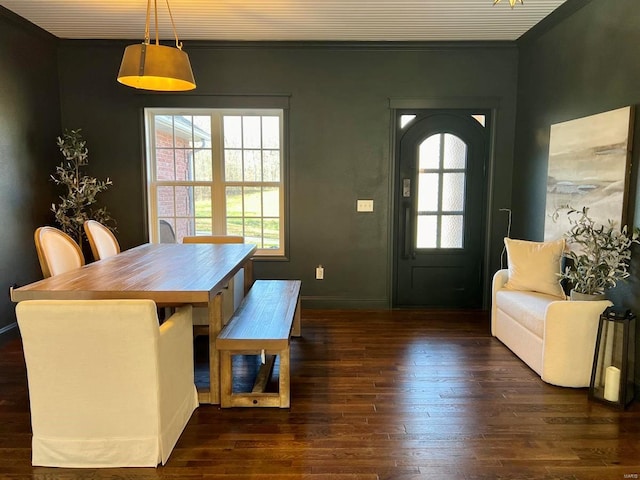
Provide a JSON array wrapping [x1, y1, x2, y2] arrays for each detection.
[[553, 205, 639, 296], [50, 129, 115, 248]]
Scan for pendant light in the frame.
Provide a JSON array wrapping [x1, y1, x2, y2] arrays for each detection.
[[493, 0, 524, 7], [117, 0, 196, 91]]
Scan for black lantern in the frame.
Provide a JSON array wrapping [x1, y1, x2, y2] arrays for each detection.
[[589, 307, 636, 408]]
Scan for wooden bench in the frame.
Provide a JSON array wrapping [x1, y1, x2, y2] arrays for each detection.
[[216, 279, 301, 408]]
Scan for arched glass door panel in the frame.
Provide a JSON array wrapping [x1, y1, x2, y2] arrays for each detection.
[[415, 133, 467, 249]]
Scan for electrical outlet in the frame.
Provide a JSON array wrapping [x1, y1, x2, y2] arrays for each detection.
[[315, 265, 324, 280], [357, 199, 374, 212]]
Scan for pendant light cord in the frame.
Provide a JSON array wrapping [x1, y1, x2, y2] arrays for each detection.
[[154, 0, 159, 45], [500, 208, 512, 269], [144, 0, 151, 44], [165, 0, 184, 50], [142, 0, 183, 50]]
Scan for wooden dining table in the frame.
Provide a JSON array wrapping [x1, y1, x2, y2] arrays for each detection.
[[10, 242, 257, 405]]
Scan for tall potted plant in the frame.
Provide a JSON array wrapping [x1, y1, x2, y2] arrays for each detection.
[[553, 206, 639, 300], [51, 129, 115, 249]]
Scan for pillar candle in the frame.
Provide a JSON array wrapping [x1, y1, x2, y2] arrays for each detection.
[[603, 366, 621, 402]]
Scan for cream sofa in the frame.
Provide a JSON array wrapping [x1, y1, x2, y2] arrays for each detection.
[[492, 269, 611, 387]]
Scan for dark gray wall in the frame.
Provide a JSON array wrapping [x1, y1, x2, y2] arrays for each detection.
[[513, 0, 640, 238], [56, 41, 518, 308], [514, 0, 640, 393], [0, 8, 61, 336]]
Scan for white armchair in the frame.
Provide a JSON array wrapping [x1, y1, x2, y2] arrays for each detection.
[[16, 299, 198, 467]]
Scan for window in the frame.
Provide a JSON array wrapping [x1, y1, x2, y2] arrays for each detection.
[[145, 108, 285, 256]]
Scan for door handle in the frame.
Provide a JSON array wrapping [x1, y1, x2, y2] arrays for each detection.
[[403, 178, 411, 197], [403, 204, 411, 259]]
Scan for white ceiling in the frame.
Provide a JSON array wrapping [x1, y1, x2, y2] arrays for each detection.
[[0, 0, 568, 42]]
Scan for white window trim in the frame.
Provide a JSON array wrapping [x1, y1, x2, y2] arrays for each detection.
[[144, 107, 286, 257]]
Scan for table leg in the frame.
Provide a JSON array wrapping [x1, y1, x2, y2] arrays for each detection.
[[203, 292, 223, 405], [243, 258, 254, 295]]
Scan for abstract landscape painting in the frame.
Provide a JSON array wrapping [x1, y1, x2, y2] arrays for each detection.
[[544, 106, 633, 241]]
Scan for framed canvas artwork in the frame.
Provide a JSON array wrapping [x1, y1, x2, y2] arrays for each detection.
[[544, 106, 634, 241]]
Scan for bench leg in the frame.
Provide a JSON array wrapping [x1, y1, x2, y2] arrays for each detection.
[[220, 349, 233, 408], [218, 348, 290, 408]]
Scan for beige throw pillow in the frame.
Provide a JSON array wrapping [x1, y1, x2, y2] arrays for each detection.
[[503, 237, 566, 299]]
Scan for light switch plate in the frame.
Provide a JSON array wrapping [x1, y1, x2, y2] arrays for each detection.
[[357, 199, 374, 212]]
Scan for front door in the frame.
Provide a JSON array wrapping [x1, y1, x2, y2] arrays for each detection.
[[393, 110, 489, 308]]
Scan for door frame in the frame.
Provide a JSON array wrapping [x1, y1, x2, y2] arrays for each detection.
[[388, 97, 500, 309]]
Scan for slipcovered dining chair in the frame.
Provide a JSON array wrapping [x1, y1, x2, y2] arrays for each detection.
[[16, 299, 198, 468], [182, 235, 245, 334], [34, 226, 85, 278], [84, 220, 120, 260]]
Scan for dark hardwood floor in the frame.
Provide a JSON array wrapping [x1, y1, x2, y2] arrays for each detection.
[[1, 309, 640, 479]]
